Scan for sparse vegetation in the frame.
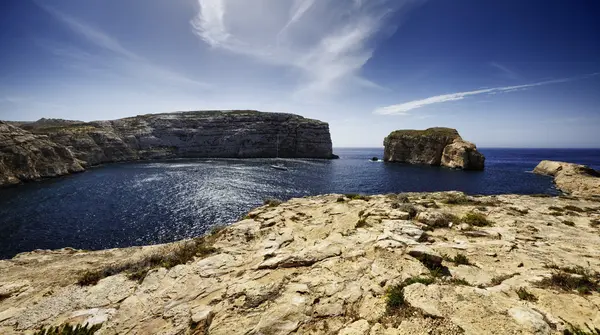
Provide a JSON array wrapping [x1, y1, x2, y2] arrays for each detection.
[[446, 278, 471, 286], [460, 212, 492, 227], [549, 211, 563, 216], [562, 319, 600, 335], [358, 209, 365, 217], [562, 220, 576, 227], [489, 273, 518, 287], [386, 276, 435, 312], [516, 287, 537, 302], [77, 237, 217, 286], [549, 206, 564, 212], [590, 219, 600, 228], [446, 253, 472, 266], [263, 198, 282, 207], [336, 196, 345, 202], [344, 193, 371, 201], [529, 194, 552, 198], [538, 266, 600, 295], [33, 323, 102, 335]]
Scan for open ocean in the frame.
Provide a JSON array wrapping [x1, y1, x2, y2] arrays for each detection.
[[0, 148, 599, 259]]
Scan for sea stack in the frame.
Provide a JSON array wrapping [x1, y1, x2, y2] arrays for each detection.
[[383, 127, 485, 170], [534, 160, 600, 197], [0, 111, 336, 186]]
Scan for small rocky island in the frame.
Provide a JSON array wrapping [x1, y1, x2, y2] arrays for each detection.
[[383, 128, 485, 170], [534, 160, 600, 197], [1, 192, 599, 334], [0, 111, 336, 186]]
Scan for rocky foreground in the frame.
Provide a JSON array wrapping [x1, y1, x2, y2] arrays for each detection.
[[1, 192, 600, 334], [0, 111, 335, 186]]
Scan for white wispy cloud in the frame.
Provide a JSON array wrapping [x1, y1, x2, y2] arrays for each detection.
[[373, 73, 600, 115], [38, 4, 210, 89], [490, 62, 520, 80], [191, 0, 419, 97]]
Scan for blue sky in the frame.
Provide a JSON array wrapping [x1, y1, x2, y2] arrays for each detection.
[[1, 0, 599, 148]]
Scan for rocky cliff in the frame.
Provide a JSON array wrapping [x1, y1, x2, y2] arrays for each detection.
[[0, 121, 84, 186], [383, 128, 485, 170], [534, 160, 600, 197], [1, 192, 599, 334], [1, 111, 335, 185]]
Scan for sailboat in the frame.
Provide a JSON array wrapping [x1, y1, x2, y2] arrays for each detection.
[[270, 134, 288, 171]]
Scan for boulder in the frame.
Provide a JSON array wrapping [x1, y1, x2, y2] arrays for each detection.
[[534, 160, 600, 197], [383, 127, 485, 170]]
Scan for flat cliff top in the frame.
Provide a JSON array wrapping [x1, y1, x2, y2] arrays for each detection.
[[1, 192, 599, 334], [386, 127, 461, 140], [17, 110, 327, 133]]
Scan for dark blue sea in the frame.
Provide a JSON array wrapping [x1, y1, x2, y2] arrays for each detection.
[[1, 148, 599, 259]]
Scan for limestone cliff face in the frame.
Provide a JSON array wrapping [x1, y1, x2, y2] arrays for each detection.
[[0, 121, 84, 186], [384, 127, 485, 170], [18, 111, 334, 167], [534, 160, 600, 197]]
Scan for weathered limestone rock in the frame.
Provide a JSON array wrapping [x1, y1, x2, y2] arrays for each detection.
[[1, 192, 599, 334], [1, 111, 335, 186], [0, 121, 84, 186], [383, 127, 485, 170], [534, 160, 600, 197]]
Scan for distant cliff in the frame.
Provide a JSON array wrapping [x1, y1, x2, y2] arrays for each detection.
[[534, 160, 600, 197], [0, 111, 335, 186], [383, 127, 485, 170], [0, 121, 84, 186]]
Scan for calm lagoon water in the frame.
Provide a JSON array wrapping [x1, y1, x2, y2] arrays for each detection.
[[1, 148, 599, 259]]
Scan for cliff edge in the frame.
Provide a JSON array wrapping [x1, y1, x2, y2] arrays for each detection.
[[1, 111, 335, 186], [0, 121, 84, 186], [534, 160, 600, 197], [1, 192, 599, 334], [383, 128, 485, 170]]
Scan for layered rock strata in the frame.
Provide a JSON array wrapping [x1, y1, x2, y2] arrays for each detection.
[[534, 160, 600, 197], [1, 192, 599, 334], [0, 111, 335, 186], [383, 128, 485, 170]]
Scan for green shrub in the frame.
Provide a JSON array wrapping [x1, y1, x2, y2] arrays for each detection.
[[355, 218, 369, 228], [488, 273, 517, 287], [563, 220, 576, 227], [447, 278, 471, 286], [537, 270, 600, 295], [34, 323, 102, 335], [386, 276, 435, 312], [397, 203, 418, 219], [461, 212, 491, 227], [336, 197, 345, 202], [345, 194, 371, 201], [450, 253, 472, 266], [516, 287, 537, 302]]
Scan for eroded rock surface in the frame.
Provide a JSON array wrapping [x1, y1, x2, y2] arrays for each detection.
[[0, 121, 84, 186], [534, 160, 600, 197], [383, 128, 485, 170], [1, 111, 335, 186], [1, 192, 600, 334]]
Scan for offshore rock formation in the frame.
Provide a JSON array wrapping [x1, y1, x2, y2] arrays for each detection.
[[383, 128, 485, 170], [534, 160, 600, 197], [1, 192, 599, 334], [1, 111, 335, 186], [0, 121, 84, 186]]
